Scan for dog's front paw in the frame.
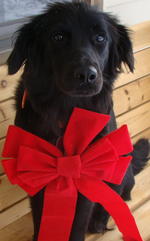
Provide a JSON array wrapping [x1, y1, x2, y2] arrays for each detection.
[[88, 220, 106, 233], [88, 218, 112, 234]]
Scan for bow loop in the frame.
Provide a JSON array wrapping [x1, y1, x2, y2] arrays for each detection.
[[105, 125, 133, 156], [17, 146, 57, 171], [63, 108, 110, 155], [2, 125, 62, 159], [81, 137, 117, 164], [81, 126, 132, 184]]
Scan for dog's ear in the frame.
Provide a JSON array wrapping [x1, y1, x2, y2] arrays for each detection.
[[7, 23, 34, 75], [115, 23, 134, 72], [103, 13, 134, 75]]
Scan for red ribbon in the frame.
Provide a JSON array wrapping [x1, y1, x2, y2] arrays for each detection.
[[2, 107, 143, 241]]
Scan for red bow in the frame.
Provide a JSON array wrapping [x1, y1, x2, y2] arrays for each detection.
[[2, 108, 143, 241]]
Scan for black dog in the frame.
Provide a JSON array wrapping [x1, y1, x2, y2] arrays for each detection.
[[7, 2, 149, 241]]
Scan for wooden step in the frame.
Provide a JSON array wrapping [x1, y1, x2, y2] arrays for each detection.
[[132, 128, 150, 144], [116, 101, 150, 137], [0, 99, 15, 123], [114, 74, 150, 116], [0, 65, 21, 102], [0, 139, 5, 174], [0, 99, 15, 139], [115, 47, 150, 88], [0, 213, 33, 241], [132, 21, 150, 52], [0, 118, 15, 139], [0, 175, 27, 212], [0, 198, 30, 230]]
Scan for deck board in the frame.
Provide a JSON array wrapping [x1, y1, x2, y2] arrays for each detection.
[[0, 213, 33, 241]]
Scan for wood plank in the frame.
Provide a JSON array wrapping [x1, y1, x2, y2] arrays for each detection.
[[0, 99, 15, 172], [0, 65, 21, 102], [0, 99, 15, 123], [116, 102, 150, 137], [113, 75, 150, 116], [91, 0, 103, 8], [0, 198, 30, 230], [128, 165, 150, 210], [0, 138, 5, 174], [132, 21, 150, 52], [0, 118, 15, 139], [115, 48, 150, 88], [132, 128, 150, 144], [0, 213, 33, 241], [0, 99, 15, 139], [0, 175, 27, 212]]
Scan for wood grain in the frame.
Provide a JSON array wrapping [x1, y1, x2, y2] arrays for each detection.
[[0, 198, 30, 230], [128, 165, 150, 210], [0, 98, 15, 123], [132, 21, 150, 52], [0, 175, 27, 212], [116, 101, 150, 137], [115, 48, 150, 88], [0, 65, 21, 102], [114, 74, 150, 116], [0, 138, 5, 174], [0, 118, 15, 139], [0, 213, 33, 241], [0, 99, 15, 138], [132, 128, 150, 144]]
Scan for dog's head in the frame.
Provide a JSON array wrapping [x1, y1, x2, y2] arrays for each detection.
[[8, 2, 134, 98]]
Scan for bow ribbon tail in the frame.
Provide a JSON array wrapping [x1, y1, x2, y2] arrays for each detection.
[[76, 176, 143, 241], [37, 180, 78, 241]]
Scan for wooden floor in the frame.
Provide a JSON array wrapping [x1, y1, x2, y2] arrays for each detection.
[[0, 161, 150, 241]]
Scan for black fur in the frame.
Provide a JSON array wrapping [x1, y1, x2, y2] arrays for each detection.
[[7, 2, 148, 241]]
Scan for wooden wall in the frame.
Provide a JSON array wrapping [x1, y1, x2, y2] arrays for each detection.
[[0, 21, 150, 240], [114, 21, 150, 142]]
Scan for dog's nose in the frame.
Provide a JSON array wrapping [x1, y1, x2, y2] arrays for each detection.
[[74, 66, 97, 85], [88, 66, 98, 83]]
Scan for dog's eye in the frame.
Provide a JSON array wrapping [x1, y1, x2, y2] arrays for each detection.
[[51, 32, 66, 43], [95, 34, 106, 44]]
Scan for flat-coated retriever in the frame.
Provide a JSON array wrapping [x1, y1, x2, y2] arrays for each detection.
[[7, 2, 149, 241]]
